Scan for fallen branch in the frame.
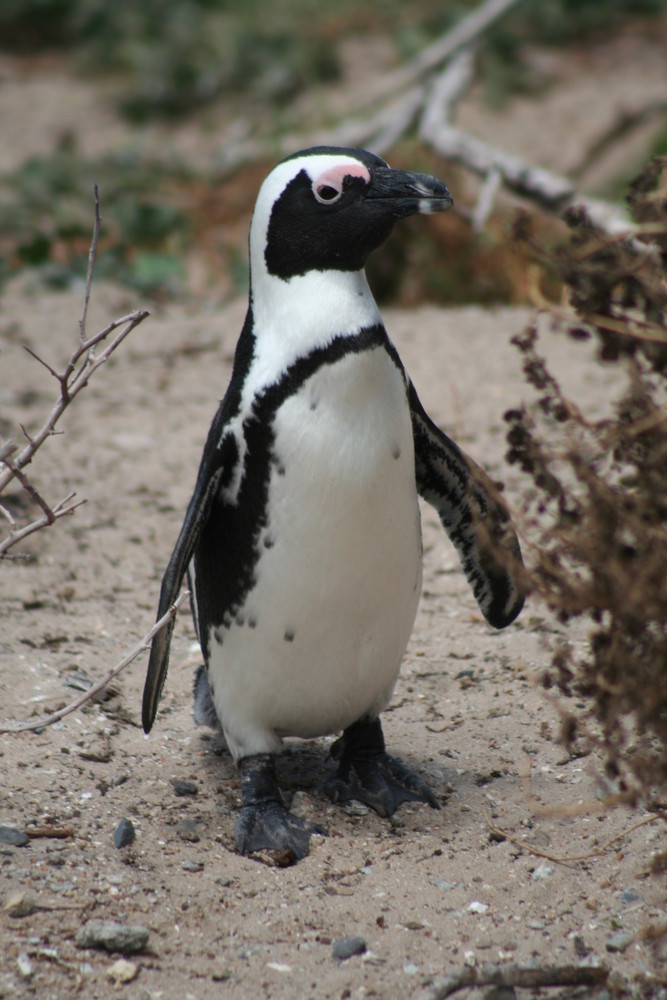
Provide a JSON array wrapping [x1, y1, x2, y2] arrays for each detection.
[[216, 0, 516, 174], [356, 0, 521, 112], [421, 104, 632, 232], [423, 962, 609, 1000], [0, 591, 188, 733]]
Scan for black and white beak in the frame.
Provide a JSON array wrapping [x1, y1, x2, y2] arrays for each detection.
[[365, 166, 453, 217]]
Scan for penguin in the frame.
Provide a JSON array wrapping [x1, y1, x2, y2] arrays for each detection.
[[142, 146, 524, 860]]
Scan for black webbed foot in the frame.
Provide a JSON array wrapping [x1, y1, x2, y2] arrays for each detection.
[[235, 754, 324, 860], [325, 718, 439, 817]]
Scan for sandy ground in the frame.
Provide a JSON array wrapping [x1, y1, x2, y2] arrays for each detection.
[[1, 20, 667, 1000], [1, 277, 665, 999]]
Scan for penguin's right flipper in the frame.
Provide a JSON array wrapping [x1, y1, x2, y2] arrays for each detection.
[[409, 382, 525, 629], [141, 419, 239, 735]]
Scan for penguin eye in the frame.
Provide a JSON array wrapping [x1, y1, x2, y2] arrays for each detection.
[[313, 182, 342, 205]]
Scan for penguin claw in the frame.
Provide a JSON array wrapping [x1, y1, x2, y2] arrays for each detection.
[[235, 802, 324, 860], [325, 753, 439, 817], [235, 752, 324, 860], [324, 717, 439, 817]]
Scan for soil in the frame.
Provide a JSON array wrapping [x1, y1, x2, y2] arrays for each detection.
[[1, 26, 666, 1000]]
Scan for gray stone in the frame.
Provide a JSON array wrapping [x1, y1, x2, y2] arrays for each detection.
[[171, 779, 198, 796], [113, 818, 135, 849], [605, 930, 634, 953], [181, 859, 204, 872], [76, 919, 149, 954], [332, 935, 366, 961], [0, 826, 29, 848], [177, 820, 201, 842]]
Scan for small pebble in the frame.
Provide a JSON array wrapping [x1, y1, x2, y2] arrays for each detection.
[[106, 958, 138, 984], [76, 919, 149, 954], [605, 930, 634, 953], [171, 779, 198, 797], [573, 935, 589, 957], [113, 818, 135, 849], [215, 876, 232, 888], [0, 826, 29, 848], [620, 889, 641, 904], [527, 919, 545, 930], [332, 936, 366, 961], [17, 954, 33, 980], [468, 901, 489, 914], [531, 863, 554, 880], [182, 859, 204, 873], [432, 879, 455, 891], [177, 820, 201, 843]]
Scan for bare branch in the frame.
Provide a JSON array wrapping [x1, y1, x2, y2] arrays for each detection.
[[421, 47, 476, 136], [421, 94, 633, 233], [356, 0, 521, 111], [79, 183, 101, 343], [214, 0, 517, 176], [0, 591, 189, 733], [2, 454, 57, 524], [0, 494, 85, 558], [0, 309, 149, 500]]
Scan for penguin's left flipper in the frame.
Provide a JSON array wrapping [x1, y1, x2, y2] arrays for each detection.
[[142, 411, 239, 734], [325, 718, 439, 817], [409, 383, 525, 629], [235, 755, 326, 860]]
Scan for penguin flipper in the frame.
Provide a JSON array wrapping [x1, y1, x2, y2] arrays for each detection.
[[141, 425, 238, 734], [409, 382, 525, 629]]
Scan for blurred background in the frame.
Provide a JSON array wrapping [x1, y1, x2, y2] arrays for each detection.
[[0, 0, 665, 304]]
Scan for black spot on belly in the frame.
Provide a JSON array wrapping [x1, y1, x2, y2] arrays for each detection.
[[248, 616, 257, 629], [310, 397, 319, 411], [213, 627, 225, 645], [393, 445, 401, 460], [235, 613, 245, 626], [264, 535, 274, 549], [284, 629, 295, 643]]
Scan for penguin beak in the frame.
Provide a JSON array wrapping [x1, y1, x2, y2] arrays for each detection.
[[365, 166, 453, 217]]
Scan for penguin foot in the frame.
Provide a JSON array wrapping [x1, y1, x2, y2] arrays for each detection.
[[325, 718, 440, 817], [234, 754, 324, 860]]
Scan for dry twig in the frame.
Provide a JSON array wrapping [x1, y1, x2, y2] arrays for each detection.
[[0, 186, 149, 557], [423, 962, 608, 1000], [0, 591, 188, 733], [483, 805, 662, 864]]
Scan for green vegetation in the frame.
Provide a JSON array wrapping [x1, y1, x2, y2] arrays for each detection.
[[0, 0, 664, 297], [1, 0, 663, 120], [0, 140, 192, 295]]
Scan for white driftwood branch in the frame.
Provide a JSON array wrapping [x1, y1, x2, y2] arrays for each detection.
[[358, 0, 522, 110], [0, 591, 189, 733], [419, 55, 634, 234], [420, 47, 476, 137], [215, 0, 520, 176]]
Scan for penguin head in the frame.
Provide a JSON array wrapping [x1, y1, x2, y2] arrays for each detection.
[[249, 146, 453, 283]]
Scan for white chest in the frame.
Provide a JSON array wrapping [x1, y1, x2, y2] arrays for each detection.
[[206, 345, 423, 760]]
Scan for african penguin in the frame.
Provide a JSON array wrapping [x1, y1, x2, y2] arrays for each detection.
[[142, 146, 524, 860]]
